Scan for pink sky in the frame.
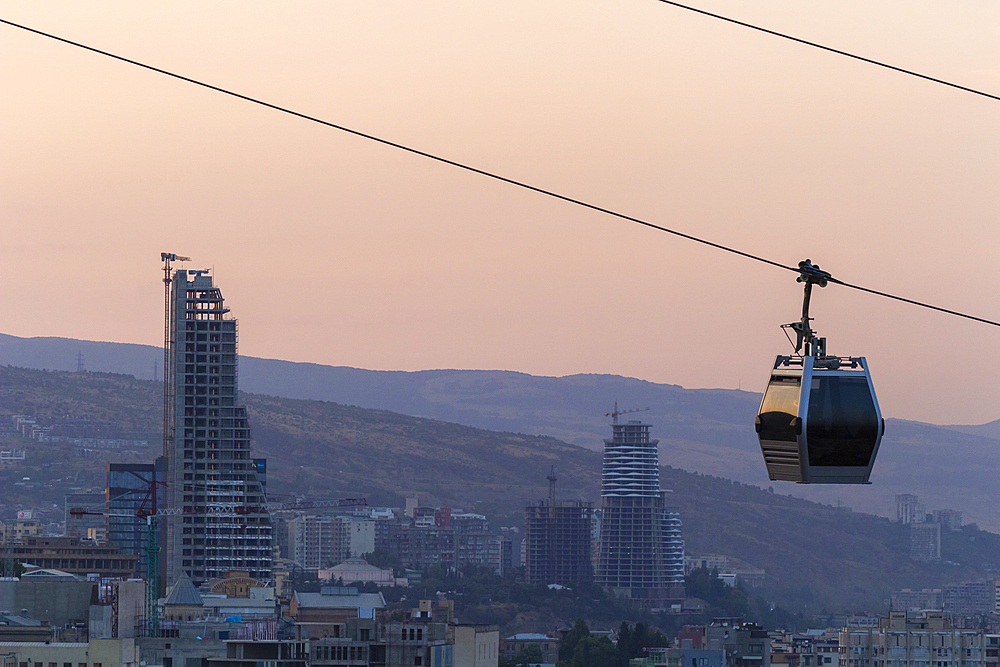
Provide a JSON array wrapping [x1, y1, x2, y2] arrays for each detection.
[[2, 2, 998, 426]]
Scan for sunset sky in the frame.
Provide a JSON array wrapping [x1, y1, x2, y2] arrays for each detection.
[[2, 2, 998, 426]]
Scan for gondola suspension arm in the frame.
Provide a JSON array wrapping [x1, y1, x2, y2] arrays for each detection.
[[782, 260, 831, 357]]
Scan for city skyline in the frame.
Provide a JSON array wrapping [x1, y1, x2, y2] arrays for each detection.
[[2, 2, 998, 427]]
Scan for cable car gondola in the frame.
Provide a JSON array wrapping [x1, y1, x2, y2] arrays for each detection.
[[755, 260, 885, 484]]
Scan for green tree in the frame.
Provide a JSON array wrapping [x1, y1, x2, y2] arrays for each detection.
[[559, 618, 591, 663], [512, 644, 544, 667], [571, 636, 618, 667]]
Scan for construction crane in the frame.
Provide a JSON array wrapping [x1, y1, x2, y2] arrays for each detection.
[[72, 493, 366, 634], [604, 400, 650, 424], [160, 252, 190, 461], [70, 478, 165, 638]]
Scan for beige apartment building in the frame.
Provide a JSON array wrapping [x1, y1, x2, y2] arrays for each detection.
[[841, 611, 985, 667]]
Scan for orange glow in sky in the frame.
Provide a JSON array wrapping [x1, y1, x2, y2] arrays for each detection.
[[2, 1, 998, 425]]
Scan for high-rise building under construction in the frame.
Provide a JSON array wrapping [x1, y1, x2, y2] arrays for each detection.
[[594, 420, 684, 603], [163, 268, 272, 587], [524, 470, 594, 586]]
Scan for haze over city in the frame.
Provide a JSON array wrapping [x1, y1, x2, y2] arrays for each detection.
[[2, 1, 998, 426]]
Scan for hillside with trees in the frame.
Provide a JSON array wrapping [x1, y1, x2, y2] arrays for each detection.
[[2, 364, 1000, 616]]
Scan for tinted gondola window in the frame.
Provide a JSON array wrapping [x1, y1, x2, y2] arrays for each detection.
[[758, 375, 801, 442], [806, 376, 878, 466]]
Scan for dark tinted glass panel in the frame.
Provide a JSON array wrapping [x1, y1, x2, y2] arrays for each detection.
[[806, 375, 878, 466], [758, 376, 801, 442]]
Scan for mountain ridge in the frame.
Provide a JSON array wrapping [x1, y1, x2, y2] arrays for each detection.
[[1, 333, 997, 530]]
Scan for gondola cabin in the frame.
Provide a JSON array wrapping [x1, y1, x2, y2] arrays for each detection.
[[755, 354, 884, 484]]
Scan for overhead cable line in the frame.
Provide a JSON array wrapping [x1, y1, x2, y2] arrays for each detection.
[[2, 17, 998, 329], [654, 0, 1000, 103]]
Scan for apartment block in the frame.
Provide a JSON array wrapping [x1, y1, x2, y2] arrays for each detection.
[[289, 515, 375, 571], [910, 522, 941, 562], [842, 611, 986, 667]]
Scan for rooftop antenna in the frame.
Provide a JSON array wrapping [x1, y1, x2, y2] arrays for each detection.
[[546, 466, 557, 501]]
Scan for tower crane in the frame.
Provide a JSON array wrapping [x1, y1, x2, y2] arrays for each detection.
[[160, 252, 189, 461], [70, 477, 165, 637], [604, 400, 650, 424], [72, 493, 367, 636]]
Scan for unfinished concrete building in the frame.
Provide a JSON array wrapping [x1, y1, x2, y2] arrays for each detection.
[[594, 420, 685, 604], [524, 496, 593, 586], [164, 268, 272, 587]]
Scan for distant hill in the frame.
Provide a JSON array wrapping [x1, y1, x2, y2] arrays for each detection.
[[2, 333, 998, 530], [2, 364, 1000, 615], [940, 419, 1000, 440]]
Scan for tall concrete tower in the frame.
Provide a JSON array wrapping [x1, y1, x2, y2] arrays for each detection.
[[164, 269, 272, 587], [594, 420, 684, 604]]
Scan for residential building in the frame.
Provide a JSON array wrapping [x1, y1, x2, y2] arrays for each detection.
[[0, 519, 41, 544], [524, 498, 593, 586], [289, 516, 375, 572], [891, 589, 944, 611], [842, 611, 986, 667], [388, 512, 502, 575], [910, 522, 941, 562], [703, 620, 771, 667], [503, 633, 559, 664], [163, 269, 272, 587], [897, 495, 925, 524], [943, 580, 996, 616], [934, 510, 964, 532], [594, 420, 685, 603]]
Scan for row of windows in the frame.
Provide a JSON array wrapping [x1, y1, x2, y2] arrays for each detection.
[[314, 645, 368, 661], [184, 332, 236, 342]]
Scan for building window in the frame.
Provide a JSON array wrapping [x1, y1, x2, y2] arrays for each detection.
[[415, 658, 422, 666], [417, 628, 423, 640]]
